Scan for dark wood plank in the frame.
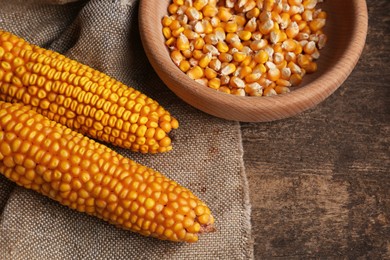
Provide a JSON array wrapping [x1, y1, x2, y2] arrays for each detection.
[[242, 0, 390, 258]]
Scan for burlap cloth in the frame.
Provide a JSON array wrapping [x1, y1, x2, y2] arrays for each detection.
[[0, 0, 253, 259]]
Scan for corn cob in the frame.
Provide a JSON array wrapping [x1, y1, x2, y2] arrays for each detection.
[[0, 30, 179, 154], [0, 101, 214, 242]]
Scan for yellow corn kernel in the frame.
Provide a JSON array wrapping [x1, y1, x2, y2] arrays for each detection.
[[231, 88, 246, 96], [288, 61, 302, 74], [244, 17, 257, 33], [217, 41, 229, 53], [165, 37, 175, 47], [179, 60, 191, 72], [171, 27, 185, 38], [193, 37, 205, 50], [288, 0, 302, 5], [281, 67, 292, 80], [218, 7, 233, 22], [245, 82, 263, 96], [237, 31, 252, 41], [300, 24, 312, 35], [316, 11, 327, 20], [218, 53, 233, 63], [297, 20, 308, 31], [229, 76, 246, 89], [273, 52, 285, 65], [238, 66, 253, 78], [282, 39, 297, 52], [213, 27, 226, 41], [270, 29, 284, 44], [254, 50, 269, 64], [267, 68, 281, 81], [209, 58, 222, 71], [274, 85, 291, 94], [192, 49, 204, 60], [304, 61, 317, 74], [176, 34, 190, 51], [220, 75, 230, 85], [303, 41, 317, 55], [168, 3, 179, 15], [173, 0, 183, 5], [246, 7, 260, 19], [183, 29, 199, 40], [203, 34, 218, 46], [218, 86, 231, 94], [294, 42, 303, 55], [231, 14, 244, 26], [259, 20, 274, 35], [193, 0, 207, 10], [199, 53, 212, 68], [303, 0, 317, 9], [253, 63, 267, 74], [0, 101, 214, 243], [276, 78, 292, 87], [225, 21, 238, 33], [187, 66, 204, 80], [230, 40, 244, 51], [297, 54, 311, 68], [309, 18, 326, 32], [202, 5, 218, 17], [302, 10, 313, 22], [220, 63, 236, 76], [207, 78, 221, 90], [210, 17, 221, 28], [161, 16, 173, 27], [181, 49, 192, 59], [202, 20, 213, 34], [169, 20, 181, 30], [233, 52, 247, 63], [240, 55, 252, 67], [185, 7, 201, 21], [263, 86, 277, 96], [204, 67, 218, 79], [290, 73, 302, 85], [170, 50, 184, 66], [249, 39, 267, 51], [289, 5, 302, 16], [0, 30, 178, 154], [264, 0, 275, 12], [286, 21, 300, 39]]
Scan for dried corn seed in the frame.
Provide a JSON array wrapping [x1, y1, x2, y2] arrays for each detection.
[[221, 63, 237, 76], [245, 82, 263, 96], [274, 85, 291, 94], [208, 78, 221, 89], [163, 0, 327, 97], [187, 66, 204, 79]]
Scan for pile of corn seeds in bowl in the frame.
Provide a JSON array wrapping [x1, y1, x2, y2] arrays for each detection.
[[162, 0, 327, 96]]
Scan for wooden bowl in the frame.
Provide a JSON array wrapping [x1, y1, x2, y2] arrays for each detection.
[[139, 0, 368, 122]]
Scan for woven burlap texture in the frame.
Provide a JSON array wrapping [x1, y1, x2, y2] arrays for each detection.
[[0, 0, 253, 259]]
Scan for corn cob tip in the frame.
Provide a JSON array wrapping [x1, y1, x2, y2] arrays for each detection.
[[199, 222, 216, 234]]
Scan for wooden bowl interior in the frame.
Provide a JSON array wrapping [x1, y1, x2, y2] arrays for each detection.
[[139, 0, 367, 122]]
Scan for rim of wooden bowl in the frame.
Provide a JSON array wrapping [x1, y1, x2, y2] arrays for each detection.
[[139, 0, 368, 122]]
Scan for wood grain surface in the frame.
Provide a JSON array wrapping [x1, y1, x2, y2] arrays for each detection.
[[242, 0, 389, 258]]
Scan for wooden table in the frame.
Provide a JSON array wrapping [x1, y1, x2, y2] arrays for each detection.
[[242, 1, 390, 258]]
